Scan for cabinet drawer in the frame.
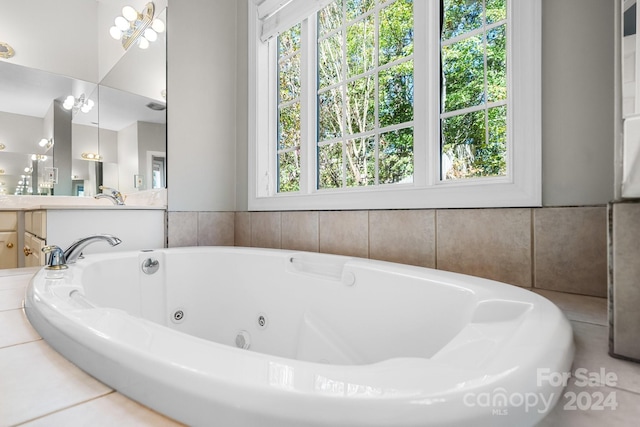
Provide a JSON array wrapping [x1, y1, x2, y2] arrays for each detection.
[[0, 231, 18, 269], [0, 212, 17, 231], [25, 211, 47, 239], [24, 232, 46, 267]]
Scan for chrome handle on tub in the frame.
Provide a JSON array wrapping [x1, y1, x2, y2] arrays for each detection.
[[42, 245, 68, 270]]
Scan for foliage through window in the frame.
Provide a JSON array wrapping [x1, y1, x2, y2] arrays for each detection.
[[276, 0, 507, 193], [253, 0, 540, 210], [441, 0, 508, 180]]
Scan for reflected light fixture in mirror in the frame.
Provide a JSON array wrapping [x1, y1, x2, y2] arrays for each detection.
[[38, 138, 54, 150], [0, 41, 14, 59], [110, 2, 165, 50], [81, 152, 102, 161], [63, 94, 94, 114]]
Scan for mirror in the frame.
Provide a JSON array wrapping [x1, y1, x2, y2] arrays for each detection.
[[0, 1, 166, 197]]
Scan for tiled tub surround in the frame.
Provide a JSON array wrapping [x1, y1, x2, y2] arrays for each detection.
[[3, 268, 640, 425], [169, 207, 608, 297], [610, 202, 640, 361]]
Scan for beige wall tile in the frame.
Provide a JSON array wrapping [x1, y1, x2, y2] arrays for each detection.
[[611, 202, 640, 360], [281, 211, 319, 252], [436, 208, 532, 287], [234, 212, 251, 247], [369, 210, 436, 267], [251, 212, 281, 249], [534, 207, 607, 297], [197, 212, 234, 246], [319, 211, 368, 258], [167, 212, 197, 247]]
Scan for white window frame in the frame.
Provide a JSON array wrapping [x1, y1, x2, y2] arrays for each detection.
[[248, 0, 541, 211]]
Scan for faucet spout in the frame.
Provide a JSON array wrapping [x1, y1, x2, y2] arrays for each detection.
[[64, 234, 122, 264], [95, 186, 125, 205]]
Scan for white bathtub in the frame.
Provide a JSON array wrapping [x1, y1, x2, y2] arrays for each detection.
[[25, 247, 574, 426]]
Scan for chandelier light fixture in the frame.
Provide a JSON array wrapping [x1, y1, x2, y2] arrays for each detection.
[[109, 2, 165, 50], [63, 94, 94, 114]]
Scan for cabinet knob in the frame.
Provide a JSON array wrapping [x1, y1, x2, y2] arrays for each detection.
[[6, 242, 14, 249], [23, 247, 33, 256]]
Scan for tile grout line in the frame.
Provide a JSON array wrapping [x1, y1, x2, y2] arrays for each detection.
[[13, 390, 117, 426], [0, 336, 43, 351]]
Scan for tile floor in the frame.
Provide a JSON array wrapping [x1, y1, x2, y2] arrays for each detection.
[[1, 268, 639, 426]]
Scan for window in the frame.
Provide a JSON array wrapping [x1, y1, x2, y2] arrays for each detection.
[[441, 0, 508, 180], [249, 0, 541, 210]]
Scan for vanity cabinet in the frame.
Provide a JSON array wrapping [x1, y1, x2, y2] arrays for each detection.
[[24, 211, 47, 267], [23, 208, 165, 262], [0, 212, 18, 269]]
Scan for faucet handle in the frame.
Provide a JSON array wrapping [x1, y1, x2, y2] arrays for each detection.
[[42, 245, 68, 270]]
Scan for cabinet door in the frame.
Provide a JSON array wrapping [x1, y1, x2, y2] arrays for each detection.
[[0, 212, 17, 231], [23, 232, 45, 268], [0, 231, 18, 269], [30, 235, 46, 267]]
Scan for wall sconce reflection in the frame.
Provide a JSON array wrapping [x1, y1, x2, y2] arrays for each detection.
[[109, 2, 165, 50], [63, 94, 94, 114], [81, 152, 103, 161], [0, 41, 14, 59], [31, 154, 48, 161], [38, 138, 54, 150]]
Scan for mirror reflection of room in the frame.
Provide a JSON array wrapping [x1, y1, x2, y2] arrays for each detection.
[[0, 0, 166, 197]]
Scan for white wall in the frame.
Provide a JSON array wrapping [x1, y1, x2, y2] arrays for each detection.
[[541, 0, 615, 206], [236, 0, 249, 211], [0, 0, 98, 82], [167, 0, 238, 211], [167, 0, 615, 211]]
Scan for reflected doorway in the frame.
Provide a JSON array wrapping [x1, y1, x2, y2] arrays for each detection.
[[151, 155, 166, 189]]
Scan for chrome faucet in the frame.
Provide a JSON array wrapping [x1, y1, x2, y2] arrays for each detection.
[[95, 186, 125, 205], [42, 245, 68, 270], [63, 234, 122, 264]]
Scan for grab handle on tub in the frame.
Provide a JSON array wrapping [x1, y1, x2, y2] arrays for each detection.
[[288, 255, 355, 285], [42, 245, 68, 270]]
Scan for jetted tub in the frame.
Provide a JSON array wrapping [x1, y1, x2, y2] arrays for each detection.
[[25, 247, 574, 426]]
